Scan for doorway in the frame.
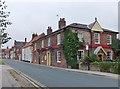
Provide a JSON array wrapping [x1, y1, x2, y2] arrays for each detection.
[[46, 51, 51, 66], [98, 53, 103, 62]]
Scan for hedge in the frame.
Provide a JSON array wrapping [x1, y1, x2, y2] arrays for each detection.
[[91, 62, 120, 74]]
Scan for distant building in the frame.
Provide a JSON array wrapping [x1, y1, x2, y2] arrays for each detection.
[[12, 40, 26, 60], [22, 33, 45, 63]]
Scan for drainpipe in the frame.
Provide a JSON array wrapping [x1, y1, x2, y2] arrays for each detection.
[[90, 30, 92, 52]]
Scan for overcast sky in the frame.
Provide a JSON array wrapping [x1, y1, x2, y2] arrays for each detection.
[[3, 0, 119, 48]]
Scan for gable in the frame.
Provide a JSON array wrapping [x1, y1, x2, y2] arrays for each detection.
[[94, 46, 107, 55], [91, 21, 103, 32]]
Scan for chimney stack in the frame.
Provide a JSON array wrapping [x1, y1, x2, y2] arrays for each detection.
[[32, 33, 37, 40], [47, 26, 52, 35], [25, 38, 27, 43], [58, 18, 66, 29], [14, 40, 16, 46]]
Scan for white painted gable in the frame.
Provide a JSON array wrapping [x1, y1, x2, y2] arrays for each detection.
[[91, 20, 103, 32]]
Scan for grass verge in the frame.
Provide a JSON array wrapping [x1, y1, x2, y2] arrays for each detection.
[[0, 60, 5, 65]]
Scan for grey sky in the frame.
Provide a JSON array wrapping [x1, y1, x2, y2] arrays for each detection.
[[3, 0, 119, 48]]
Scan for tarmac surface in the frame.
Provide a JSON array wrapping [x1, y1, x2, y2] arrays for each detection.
[[3, 59, 118, 88]]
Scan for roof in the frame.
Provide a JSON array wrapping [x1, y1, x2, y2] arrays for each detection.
[[23, 33, 45, 48], [14, 41, 26, 46], [94, 46, 107, 55], [68, 22, 118, 33], [68, 23, 89, 29]]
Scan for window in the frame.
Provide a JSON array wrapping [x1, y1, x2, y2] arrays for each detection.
[[57, 51, 61, 63], [78, 32, 83, 42], [41, 40, 44, 48], [57, 34, 61, 45], [107, 51, 112, 60], [107, 35, 112, 45], [94, 33, 100, 44], [48, 37, 50, 46], [77, 50, 84, 61]]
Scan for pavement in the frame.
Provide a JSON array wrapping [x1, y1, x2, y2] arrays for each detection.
[[0, 64, 21, 88]]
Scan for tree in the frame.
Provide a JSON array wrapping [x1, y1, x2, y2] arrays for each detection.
[[111, 39, 120, 59], [63, 28, 84, 68], [0, 0, 11, 48]]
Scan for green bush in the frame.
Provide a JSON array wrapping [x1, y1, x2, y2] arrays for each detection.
[[99, 62, 111, 72], [91, 62, 120, 74], [81, 52, 99, 63], [89, 52, 99, 62]]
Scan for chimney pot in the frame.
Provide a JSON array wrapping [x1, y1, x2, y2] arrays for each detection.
[[58, 18, 66, 29], [47, 26, 52, 35], [25, 38, 27, 43]]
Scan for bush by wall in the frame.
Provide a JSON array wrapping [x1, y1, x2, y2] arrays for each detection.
[[91, 62, 120, 74]]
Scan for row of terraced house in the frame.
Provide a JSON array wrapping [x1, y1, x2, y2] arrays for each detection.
[[1, 18, 119, 68]]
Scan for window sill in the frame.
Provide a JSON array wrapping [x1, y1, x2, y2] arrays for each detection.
[[57, 43, 61, 45], [57, 61, 61, 63], [94, 42, 100, 44], [107, 43, 111, 45]]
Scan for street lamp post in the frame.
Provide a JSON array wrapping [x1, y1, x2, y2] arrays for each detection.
[[86, 42, 90, 70]]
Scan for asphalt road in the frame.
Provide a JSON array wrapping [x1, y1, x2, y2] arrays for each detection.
[[3, 59, 118, 88]]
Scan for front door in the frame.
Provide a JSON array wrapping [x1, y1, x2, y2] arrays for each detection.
[[46, 51, 51, 66], [98, 53, 103, 62]]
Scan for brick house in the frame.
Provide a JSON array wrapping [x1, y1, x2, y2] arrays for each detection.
[[10, 46, 15, 59], [32, 18, 118, 67], [22, 33, 45, 63], [13, 40, 26, 60], [1, 49, 5, 59], [0, 47, 11, 59], [4, 47, 11, 59]]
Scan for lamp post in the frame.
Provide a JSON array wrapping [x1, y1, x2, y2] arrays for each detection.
[[86, 42, 90, 70]]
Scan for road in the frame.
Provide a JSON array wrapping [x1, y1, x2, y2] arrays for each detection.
[[3, 59, 118, 88]]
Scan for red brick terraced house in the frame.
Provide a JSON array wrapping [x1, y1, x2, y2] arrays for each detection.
[[32, 18, 118, 68], [13, 40, 26, 60], [4, 47, 11, 59], [1, 49, 5, 59], [1, 47, 11, 59], [22, 33, 45, 63]]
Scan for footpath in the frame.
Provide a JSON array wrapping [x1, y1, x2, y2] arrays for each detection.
[[0, 65, 20, 88]]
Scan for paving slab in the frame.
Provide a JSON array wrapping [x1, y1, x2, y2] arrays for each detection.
[[0, 65, 21, 88]]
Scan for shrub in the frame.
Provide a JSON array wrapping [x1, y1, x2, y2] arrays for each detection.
[[91, 62, 120, 74], [89, 52, 99, 62], [81, 52, 99, 63], [99, 62, 111, 72]]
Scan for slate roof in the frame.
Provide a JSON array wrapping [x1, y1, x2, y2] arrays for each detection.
[[68, 23, 89, 29], [68, 22, 118, 33], [14, 41, 26, 46], [23, 33, 45, 48]]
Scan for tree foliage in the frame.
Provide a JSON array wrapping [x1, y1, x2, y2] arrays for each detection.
[[111, 39, 120, 58], [63, 28, 84, 68], [0, 0, 11, 45]]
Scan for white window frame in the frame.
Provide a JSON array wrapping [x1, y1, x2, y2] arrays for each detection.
[[48, 37, 51, 46], [57, 50, 61, 63], [41, 40, 44, 48], [78, 32, 83, 42], [107, 35, 112, 45], [57, 34, 61, 45], [77, 50, 84, 61], [107, 50, 112, 60], [94, 33, 100, 44]]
